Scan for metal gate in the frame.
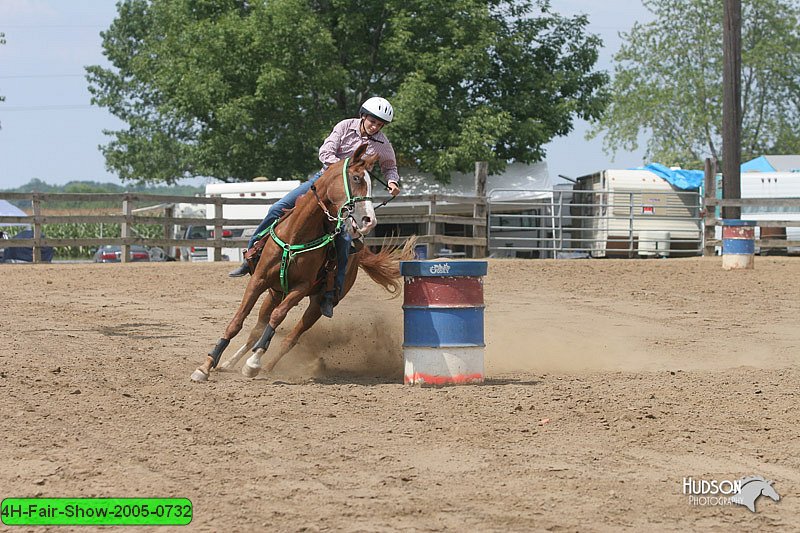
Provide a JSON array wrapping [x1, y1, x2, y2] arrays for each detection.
[[487, 188, 703, 258]]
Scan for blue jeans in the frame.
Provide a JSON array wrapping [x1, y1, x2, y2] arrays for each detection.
[[248, 171, 323, 249]]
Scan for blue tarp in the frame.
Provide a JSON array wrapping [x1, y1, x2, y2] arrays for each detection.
[[635, 163, 704, 190], [741, 156, 776, 172]]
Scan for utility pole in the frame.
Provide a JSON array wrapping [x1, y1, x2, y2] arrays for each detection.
[[722, 0, 742, 219], [473, 161, 488, 258]]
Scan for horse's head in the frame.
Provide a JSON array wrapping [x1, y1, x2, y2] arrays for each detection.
[[323, 143, 378, 239]]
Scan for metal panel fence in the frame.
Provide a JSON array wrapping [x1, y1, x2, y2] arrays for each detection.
[[488, 188, 704, 258]]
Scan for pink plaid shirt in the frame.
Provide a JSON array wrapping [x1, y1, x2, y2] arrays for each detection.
[[318, 118, 400, 185]]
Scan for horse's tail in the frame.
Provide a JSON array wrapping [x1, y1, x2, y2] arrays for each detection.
[[358, 236, 418, 296]]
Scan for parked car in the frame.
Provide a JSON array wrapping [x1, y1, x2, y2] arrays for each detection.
[[180, 225, 211, 261], [2, 229, 54, 263], [179, 225, 234, 261], [93, 244, 151, 263], [0, 229, 8, 261]]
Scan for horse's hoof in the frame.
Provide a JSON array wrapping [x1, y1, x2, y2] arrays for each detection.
[[190, 369, 209, 382], [218, 360, 233, 371], [241, 364, 260, 378]]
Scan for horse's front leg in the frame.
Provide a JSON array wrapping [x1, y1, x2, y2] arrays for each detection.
[[191, 277, 270, 382], [242, 284, 311, 378]]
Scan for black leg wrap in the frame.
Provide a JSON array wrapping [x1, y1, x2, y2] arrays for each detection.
[[208, 338, 230, 369], [253, 325, 276, 352]]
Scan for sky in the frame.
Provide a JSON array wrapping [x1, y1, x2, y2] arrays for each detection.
[[0, 0, 654, 189]]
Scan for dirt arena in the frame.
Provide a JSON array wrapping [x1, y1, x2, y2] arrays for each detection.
[[2, 257, 799, 531]]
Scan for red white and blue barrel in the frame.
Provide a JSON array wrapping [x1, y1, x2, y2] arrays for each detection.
[[722, 219, 756, 270], [400, 260, 488, 385]]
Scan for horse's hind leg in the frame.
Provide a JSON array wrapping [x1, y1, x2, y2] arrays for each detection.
[[217, 343, 251, 372], [218, 290, 280, 371], [257, 265, 357, 373], [260, 295, 324, 374], [242, 286, 310, 378]]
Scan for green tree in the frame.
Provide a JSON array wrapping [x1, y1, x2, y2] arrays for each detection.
[[590, 0, 800, 169], [88, 0, 608, 184]]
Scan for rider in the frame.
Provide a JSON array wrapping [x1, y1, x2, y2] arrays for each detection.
[[228, 96, 402, 319]]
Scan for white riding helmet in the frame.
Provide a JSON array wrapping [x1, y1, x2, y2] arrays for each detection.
[[360, 96, 394, 123]]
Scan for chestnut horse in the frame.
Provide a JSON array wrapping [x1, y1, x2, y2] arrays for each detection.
[[191, 144, 410, 382]]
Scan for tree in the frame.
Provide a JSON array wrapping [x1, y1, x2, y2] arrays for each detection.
[[87, 0, 608, 184], [589, 0, 800, 169]]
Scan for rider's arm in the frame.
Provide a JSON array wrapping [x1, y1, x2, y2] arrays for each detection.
[[319, 120, 349, 168], [377, 140, 401, 188]]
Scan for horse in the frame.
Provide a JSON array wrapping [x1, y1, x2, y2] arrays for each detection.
[[190, 143, 411, 382], [730, 476, 780, 512]]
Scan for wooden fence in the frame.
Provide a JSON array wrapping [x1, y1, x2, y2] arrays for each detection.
[[702, 197, 800, 256], [701, 167, 800, 256], [4, 190, 800, 263], [0, 192, 485, 263]]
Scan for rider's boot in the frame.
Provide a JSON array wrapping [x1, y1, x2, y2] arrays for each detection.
[[320, 290, 336, 318], [228, 260, 250, 278]]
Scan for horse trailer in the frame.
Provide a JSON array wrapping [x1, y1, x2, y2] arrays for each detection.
[[204, 178, 300, 262], [572, 169, 703, 258]]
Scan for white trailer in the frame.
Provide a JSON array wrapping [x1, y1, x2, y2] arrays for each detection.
[[573, 169, 703, 258], [204, 179, 300, 262], [740, 172, 800, 253]]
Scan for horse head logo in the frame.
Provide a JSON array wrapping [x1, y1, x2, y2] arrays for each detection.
[[730, 476, 780, 513]]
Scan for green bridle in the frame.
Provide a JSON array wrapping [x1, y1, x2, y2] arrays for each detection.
[[266, 157, 373, 294]]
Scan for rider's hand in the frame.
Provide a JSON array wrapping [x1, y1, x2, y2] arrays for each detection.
[[388, 182, 401, 197]]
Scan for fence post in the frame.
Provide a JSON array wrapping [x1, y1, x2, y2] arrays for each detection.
[[121, 195, 132, 263], [627, 191, 635, 258], [212, 197, 223, 262], [473, 161, 488, 258], [32, 193, 42, 263], [426, 194, 437, 259], [163, 205, 175, 259], [703, 158, 717, 256]]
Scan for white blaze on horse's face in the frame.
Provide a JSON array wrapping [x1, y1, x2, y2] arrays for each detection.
[[348, 169, 377, 238]]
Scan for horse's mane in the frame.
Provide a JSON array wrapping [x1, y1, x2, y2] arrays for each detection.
[[739, 476, 770, 486]]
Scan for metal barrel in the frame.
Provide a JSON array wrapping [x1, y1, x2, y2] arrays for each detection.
[[722, 219, 756, 270], [400, 260, 488, 385]]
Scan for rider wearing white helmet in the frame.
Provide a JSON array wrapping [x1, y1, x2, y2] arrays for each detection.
[[360, 96, 394, 124], [230, 97, 401, 319]]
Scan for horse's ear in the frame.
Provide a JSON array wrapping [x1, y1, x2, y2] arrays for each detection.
[[352, 143, 368, 162], [364, 152, 379, 169]]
